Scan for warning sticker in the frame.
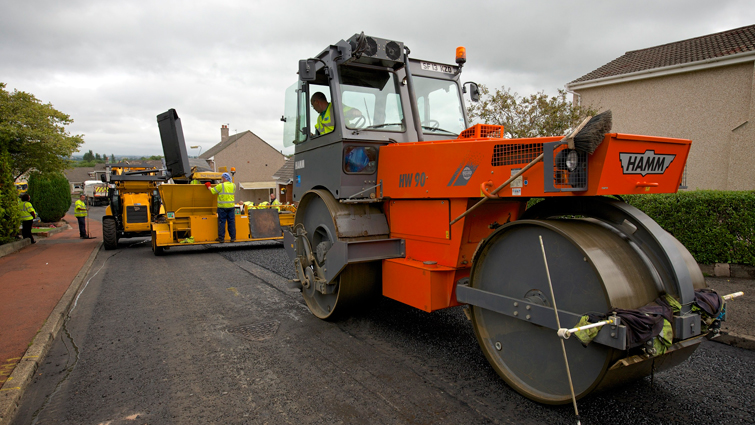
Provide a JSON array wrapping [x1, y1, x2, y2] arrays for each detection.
[[510, 169, 523, 188]]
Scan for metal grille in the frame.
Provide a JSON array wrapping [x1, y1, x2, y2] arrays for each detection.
[[679, 164, 688, 189], [227, 321, 280, 341], [551, 146, 587, 191], [126, 206, 149, 223], [492, 143, 543, 166], [459, 124, 504, 139]]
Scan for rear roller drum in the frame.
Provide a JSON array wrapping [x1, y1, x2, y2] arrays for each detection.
[[295, 190, 379, 320], [469, 218, 698, 404]]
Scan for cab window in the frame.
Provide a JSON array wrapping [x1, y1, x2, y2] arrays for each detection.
[[282, 81, 308, 146], [339, 65, 405, 132], [413, 76, 465, 136]]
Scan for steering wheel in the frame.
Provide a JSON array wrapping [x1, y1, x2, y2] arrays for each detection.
[[422, 119, 440, 130], [349, 115, 367, 129]]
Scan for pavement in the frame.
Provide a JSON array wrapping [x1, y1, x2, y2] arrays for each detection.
[[0, 214, 752, 424], [0, 213, 101, 425]]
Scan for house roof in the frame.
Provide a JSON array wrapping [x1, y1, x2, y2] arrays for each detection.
[[189, 158, 212, 171], [64, 167, 94, 183], [272, 157, 294, 183], [570, 24, 755, 85], [199, 130, 281, 159]]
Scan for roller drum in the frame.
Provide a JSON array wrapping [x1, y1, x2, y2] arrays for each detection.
[[470, 218, 701, 404]]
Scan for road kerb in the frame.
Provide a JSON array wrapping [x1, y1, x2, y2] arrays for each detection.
[[0, 241, 103, 425], [0, 240, 30, 260]]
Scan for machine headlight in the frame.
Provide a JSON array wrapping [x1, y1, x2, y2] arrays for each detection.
[[565, 150, 579, 171], [555, 149, 580, 171]]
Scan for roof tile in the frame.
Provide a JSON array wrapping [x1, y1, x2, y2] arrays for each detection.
[[570, 24, 755, 84]]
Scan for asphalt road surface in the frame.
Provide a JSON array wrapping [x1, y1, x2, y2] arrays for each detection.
[[11, 239, 755, 425]]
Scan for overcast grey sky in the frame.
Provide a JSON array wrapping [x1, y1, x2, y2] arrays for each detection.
[[2, 0, 754, 157]]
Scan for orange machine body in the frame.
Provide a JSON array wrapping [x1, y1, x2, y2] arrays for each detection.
[[377, 124, 692, 312]]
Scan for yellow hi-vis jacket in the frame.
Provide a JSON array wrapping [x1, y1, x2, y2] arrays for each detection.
[[19, 200, 36, 221], [271, 199, 281, 211], [315, 103, 358, 135], [211, 181, 236, 208], [315, 103, 334, 135], [74, 199, 87, 217]]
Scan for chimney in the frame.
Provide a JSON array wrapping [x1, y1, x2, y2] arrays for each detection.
[[221, 124, 229, 142]]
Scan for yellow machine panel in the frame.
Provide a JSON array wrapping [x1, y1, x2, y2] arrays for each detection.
[[151, 183, 294, 255], [121, 193, 152, 233]]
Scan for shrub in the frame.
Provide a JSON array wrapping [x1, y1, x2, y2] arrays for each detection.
[[27, 171, 71, 222], [0, 150, 20, 243], [525, 191, 755, 266], [624, 191, 755, 266]]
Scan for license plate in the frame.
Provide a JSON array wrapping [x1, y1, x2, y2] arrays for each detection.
[[420, 61, 455, 74]]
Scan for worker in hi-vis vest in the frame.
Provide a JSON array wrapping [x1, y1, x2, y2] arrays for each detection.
[[310, 92, 363, 136], [269, 193, 282, 211], [74, 194, 92, 239], [208, 172, 236, 243], [19, 193, 37, 244]]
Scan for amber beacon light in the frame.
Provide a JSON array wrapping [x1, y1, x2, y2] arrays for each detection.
[[455, 46, 466, 65]]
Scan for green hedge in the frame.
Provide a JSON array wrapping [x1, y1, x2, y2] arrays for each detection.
[[526, 191, 755, 266], [27, 172, 71, 222], [0, 150, 20, 243], [623, 191, 755, 266]]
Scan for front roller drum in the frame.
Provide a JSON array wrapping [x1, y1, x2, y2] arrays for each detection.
[[294, 190, 380, 320], [469, 218, 701, 404]]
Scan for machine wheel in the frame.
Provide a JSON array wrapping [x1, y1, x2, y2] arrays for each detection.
[[295, 190, 380, 320], [469, 217, 698, 404], [102, 217, 118, 250], [151, 231, 164, 256]]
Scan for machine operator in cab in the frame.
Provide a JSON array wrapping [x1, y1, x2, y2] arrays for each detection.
[[208, 172, 236, 243], [310, 92, 363, 136]]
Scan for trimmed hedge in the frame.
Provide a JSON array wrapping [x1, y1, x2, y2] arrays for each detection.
[[623, 191, 755, 266], [27, 172, 72, 223], [525, 191, 755, 266], [0, 150, 20, 243]]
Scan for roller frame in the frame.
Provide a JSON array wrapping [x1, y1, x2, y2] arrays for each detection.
[[286, 189, 405, 295], [456, 283, 627, 350]]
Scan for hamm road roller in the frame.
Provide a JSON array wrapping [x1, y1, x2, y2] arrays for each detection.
[[282, 33, 736, 404]]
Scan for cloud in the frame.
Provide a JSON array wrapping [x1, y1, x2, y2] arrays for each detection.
[[2, 0, 754, 156]]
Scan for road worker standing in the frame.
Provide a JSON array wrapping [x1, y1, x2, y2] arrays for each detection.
[[19, 194, 37, 244], [270, 193, 282, 212], [208, 172, 236, 243], [74, 194, 91, 239]]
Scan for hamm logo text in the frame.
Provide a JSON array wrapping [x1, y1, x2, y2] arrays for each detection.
[[619, 150, 675, 176]]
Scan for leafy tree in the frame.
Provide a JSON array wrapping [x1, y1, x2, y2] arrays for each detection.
[[82, 150, 94, 161], [95, 153, 101, 161], [0, 150, 20, 243], [0, 83, 84, 180], [111, 154, 115, 163], [27, 172, 71, 222], [467, 85, 599, 138]]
